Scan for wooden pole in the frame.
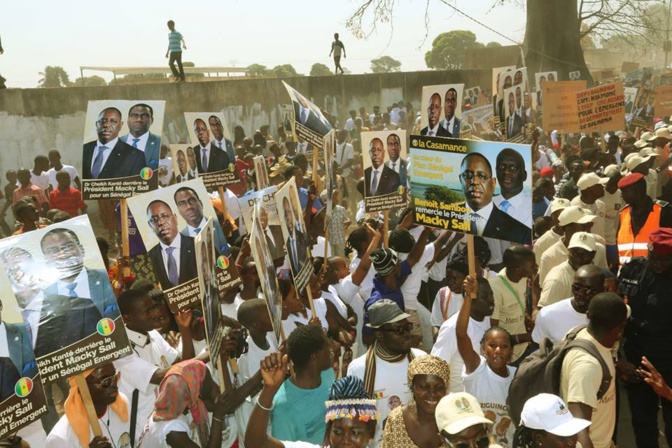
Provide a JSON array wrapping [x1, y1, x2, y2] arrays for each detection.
[[382, 210, 390, 248], [305, 282, 317, 318], [323, 228, 330, 269], [120, 199, 130, 277], [313, 147, 319, 191], [74, 374, 103, 437], [466, 235, 477, 299], [217, 186, 229, 218]]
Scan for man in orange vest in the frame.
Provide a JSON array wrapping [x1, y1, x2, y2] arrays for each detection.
[[617, 172, 672, 265]]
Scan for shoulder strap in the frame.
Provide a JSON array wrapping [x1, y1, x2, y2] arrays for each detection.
[[563, 338, 612, 400], [499, 276, 525, 314]]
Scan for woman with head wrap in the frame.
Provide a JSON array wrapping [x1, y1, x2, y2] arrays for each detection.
[[246, 352, 379, 448], [138, 360, 230, 448], [46, 363, 129, 448], [381, 355, 451, 447]]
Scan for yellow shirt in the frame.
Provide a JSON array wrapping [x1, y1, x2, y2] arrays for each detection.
[[490, 269, 528, 362]]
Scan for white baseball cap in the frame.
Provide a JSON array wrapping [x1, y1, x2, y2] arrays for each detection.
[[549, 198, 571, 215], [656, 127, 672, 140], [577, 172, 608, 191], [568, 231, 597, 251], [558, 206, 596, 227], [634, 140, 650, 149], [626, 154, 653, 171], [520, 394, 591, 437], [603, 164, 620, 176], [640, 147, 659, 158], [641, 131, 656, 142], [435, 393, 493, 435]]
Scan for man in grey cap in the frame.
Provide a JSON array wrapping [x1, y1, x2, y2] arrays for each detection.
[[347, 299, 427, 447]]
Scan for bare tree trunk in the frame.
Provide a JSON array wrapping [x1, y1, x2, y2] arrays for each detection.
[[524, 0, 593, 84]]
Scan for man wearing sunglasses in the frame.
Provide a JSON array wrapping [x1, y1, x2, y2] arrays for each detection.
[[347, 299, 426, 447]]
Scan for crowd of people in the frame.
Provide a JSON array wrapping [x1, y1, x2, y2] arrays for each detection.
[[2, 99, 672, 448]]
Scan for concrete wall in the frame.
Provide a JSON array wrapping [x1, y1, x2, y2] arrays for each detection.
[[0, 69, 491, 174]]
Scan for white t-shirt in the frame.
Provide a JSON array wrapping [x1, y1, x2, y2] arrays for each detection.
[[399, 244, 435, 311], [115, 328, 179, 442], [431, 287, 464, 328], [349, 257, 375, 300], [347, 348, 426, 447], [600, 190, 622, 246], [533, 229, 562, 265], [490, 270, 528, 362], [282, 442, 319, 448], [321, 286, 348, 319], [281, 298, 329, 337], [532, 298, 587, 344], [570, 197, 606, 241], [47, 165, 80, 189], [560, 329, 616, 448], [462, 356, 516, 448], [431, 314, 491, 393], [46, 403, 131, 448], [139, 414, 196, 448], [30, 171, 50, 191], [539, 262, 576, 308]]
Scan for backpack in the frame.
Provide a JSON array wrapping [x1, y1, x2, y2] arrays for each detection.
[[507, 325, 612, 427]]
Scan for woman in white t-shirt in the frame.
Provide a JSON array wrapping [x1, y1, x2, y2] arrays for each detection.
[[245, 353, 379, 448], [457, 276, 516, 448], [138, 360, 231, 448]]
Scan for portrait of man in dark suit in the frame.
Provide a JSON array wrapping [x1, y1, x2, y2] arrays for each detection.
[[174, 186, 229, 255], [292, 90, 332, 136], [459, 153, 531, 244], [199, 231, 218, 344], [146, 200, 198, 290], [505, 92, 523, 139], [259, 206, 285, 261], [282, 196, 308, 275], [208, 115, 236, 164], [120, 103, 161, 170], [193, 118, 231, 174], [384, 133, 407, 187], [175, 149, 194, 183], [82, 107, 147, 180], [440, 88, 461, 138], [40, 228, 120, 320], [364, 137, 400, 197], [421, 93, 452, 137], [0, 299, 38, 403]]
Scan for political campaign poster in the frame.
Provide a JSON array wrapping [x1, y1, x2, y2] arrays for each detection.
[[624, 87, 638, 115], [0, 216, 132, 385], [492, 66, 516, 99], [280, 104, 296, 139], [534, 71, 557, 91], [461, 105, 496, 140], [195, 218, 223, 372], [184, 112, 239, 191], [493, 67, 516, 131], [569, 71, 582, 81], [238, 187, 285, 260], [81, 100, 164, 199], [254, 156, 270, 190], [283, 81, 333, 147], [419, 84, 465, 138], [170, 144, 199, 183], [630, 88, 655, 127], [541, 81, 587, 133], [410, 135, 533, 244], [654, 85, 672, 118], [250, 204, 283, 345], [324, 130, 336, 226], [276, 178, 312, 293], [127, 179, 230, 312], [361, 130, 408, 213], [464, 86, 481, 107], [576, 82, 625, 132], [503, 86, 526, 142]]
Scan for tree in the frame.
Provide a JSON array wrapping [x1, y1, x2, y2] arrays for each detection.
[[247, 64, 269, 77], [73, 75, 107, 87], [486, 42, 502, 48], [310, 63, 333, 76], [270, 64, 300, 78], [371, 56, 402, 73], [38, 66, 72, 88], [424, 30, 483, 70]]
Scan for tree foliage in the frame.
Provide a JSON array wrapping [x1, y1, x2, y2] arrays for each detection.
[[370, 55, 402, 73], [271, 64, 300, 78], [425, 30, 483, 70], [73, 75, 107, 87], [38, 66, 72, 88], [247, 64, 269, 77], [310, 63, 333, 76], [423, 185, 464, 204]]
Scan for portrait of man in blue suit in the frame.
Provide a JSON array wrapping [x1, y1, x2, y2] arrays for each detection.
[[384, 133, 408, 187], [120, 103, 161, 170]]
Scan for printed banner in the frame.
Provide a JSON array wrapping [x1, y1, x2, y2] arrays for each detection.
[[282, 81, 333, 147], [576, 82, 625, 132], [253, 156, 270, 190], [170, 144, 199, 183], [81, 100, 164, 199], [183, 112, 240, 191], [361, 130, 408, 213], [0, 216, 131, 384], [410, 136, 533, 244], [464, 86, 482, 107], [654, 85, 672, 118], [629, 88, 655, 126], [541, 81, 587, 132], [126, 179, 230, 312], [276, 178, 312, 293], [419, 84, 465, 138]]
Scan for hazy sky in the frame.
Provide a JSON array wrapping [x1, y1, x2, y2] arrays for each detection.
[[1, 0, 526, 88]]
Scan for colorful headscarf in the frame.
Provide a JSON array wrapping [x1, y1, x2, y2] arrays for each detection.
[[64, 368, 129, 448], [153, 360, 209, 446], [406, 355, 451, 388], [324, 376, 379, 423]]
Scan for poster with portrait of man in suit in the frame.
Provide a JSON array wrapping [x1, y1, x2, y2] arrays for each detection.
[[250, 203, 283, 345], [81, 100, 165, 199], [170, 144, 199, 183], [534, 71, 557, 109], [195, 219, 222, 369], [409, 136, 533, 244], [361, 130, 408, 213], [282, 81, 333, 148], [0, 215, 132, 386], [184, 112, 239, 191], [419, 84, 465, 138], [503, 86, 525, 142], [127, 179, 230, 312], [276, 178, 312, 293]]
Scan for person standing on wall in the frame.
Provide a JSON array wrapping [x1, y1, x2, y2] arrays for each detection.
[[0, 35, 6, 89], [166, 20, 186, 82], [329, 33, 346, 75]]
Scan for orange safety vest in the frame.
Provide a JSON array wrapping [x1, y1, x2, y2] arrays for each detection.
[[617, 203, 662, 265]]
